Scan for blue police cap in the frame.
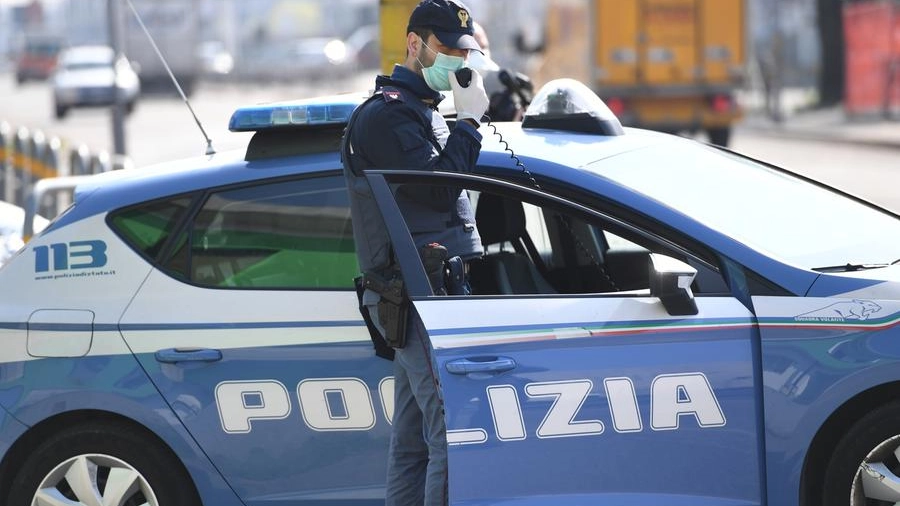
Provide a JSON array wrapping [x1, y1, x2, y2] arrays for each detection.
[[407, 0, 483, 54]]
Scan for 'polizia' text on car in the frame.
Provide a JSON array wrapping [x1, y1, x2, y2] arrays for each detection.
[[0, 79, 898, 506]]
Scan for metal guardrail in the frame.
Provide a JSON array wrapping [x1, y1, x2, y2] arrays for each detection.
[[0, 120, 133, 212]]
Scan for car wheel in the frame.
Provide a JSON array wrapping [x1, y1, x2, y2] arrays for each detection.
[[706, 126, 731, 147], [8, 422, 200, 506], [54, 105, 68, 120], [823, 401, 900, 505]]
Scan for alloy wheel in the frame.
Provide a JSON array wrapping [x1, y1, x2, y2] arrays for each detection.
[[31, 453, 158, 506], [852, 434, 900, 505]]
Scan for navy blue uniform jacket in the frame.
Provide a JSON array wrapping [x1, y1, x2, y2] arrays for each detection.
[[344, 65, 484, 273]]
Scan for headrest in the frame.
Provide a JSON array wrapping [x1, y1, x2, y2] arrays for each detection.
[[475, 193, 527, 245]]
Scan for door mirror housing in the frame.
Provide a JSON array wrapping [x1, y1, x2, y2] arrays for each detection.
[[649, 253, 698, 316]]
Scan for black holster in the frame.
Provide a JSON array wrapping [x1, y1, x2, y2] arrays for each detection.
[[362, 269, 409, 350], [354, 276, 394, 360]]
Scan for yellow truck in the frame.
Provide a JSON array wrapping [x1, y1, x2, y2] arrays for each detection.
[[535, 0, 746, 146]]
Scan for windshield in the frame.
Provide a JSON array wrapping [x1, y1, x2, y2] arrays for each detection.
[[593, 142, 900, 269], [24, 42, 60, 56], [65, 62, 111, 71]]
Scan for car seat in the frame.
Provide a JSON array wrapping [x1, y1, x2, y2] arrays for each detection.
[[471, 193, 557, 295]]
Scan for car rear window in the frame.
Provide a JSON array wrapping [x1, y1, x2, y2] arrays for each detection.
[[163, 175, 358, 290], [110, 197, 193, 259]]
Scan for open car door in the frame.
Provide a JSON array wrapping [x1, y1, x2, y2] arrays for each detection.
[[367, 170, 766, 505]]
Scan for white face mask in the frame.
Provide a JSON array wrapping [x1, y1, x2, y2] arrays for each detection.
[[417, 38, 467, 91]]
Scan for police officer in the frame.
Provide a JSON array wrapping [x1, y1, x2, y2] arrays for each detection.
[[340, 1, 488, 505]]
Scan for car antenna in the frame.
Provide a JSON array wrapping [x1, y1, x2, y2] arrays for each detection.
[[122, 0, 215, 155]]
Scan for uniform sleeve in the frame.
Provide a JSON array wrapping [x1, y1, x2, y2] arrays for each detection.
[[358, 102, 482, 211]]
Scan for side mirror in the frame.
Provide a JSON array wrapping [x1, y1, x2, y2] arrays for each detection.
[[649, 253, 698, 316]]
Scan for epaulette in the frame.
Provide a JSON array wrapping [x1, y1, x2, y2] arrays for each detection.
[[381, 86, 406, 104]]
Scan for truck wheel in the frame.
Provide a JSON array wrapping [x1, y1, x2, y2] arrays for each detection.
[[706, 127, 731, 147], [822, 401, 900, 505], [54, 105, 68, 120], [8, 422, 200, 506]]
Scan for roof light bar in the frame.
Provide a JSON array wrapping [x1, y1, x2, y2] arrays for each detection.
[[229, 94, 366, 132], [522, 78, 624, 136]]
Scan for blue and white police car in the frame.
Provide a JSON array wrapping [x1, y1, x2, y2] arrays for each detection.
[[0, 79, 899, 506]]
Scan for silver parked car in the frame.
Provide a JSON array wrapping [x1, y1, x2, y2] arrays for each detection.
[[52, 45, 140, 119]]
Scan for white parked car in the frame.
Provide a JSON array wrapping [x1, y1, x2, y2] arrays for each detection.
[[51, 45, 140, 119]]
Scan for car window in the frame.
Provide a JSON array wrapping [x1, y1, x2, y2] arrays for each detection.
[[469, 191, 552, 256], [23, 39, 61, 56], [164, 175, 358, 290], [25, 45, 59, 56], [404, 183, 727, 297], [110, 197, 193, 259], [65, 62, 110, 71]]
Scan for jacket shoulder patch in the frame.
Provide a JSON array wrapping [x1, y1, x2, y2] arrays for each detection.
[[382, 87, 405, 103]]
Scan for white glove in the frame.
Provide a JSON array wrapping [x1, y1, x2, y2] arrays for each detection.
[[449, 68, 489, 126]]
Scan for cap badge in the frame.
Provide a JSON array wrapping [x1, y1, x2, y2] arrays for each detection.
[[457, 9, 469, 28]]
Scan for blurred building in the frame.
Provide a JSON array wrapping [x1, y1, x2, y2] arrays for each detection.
[[2, 0, 67, 60], [40, 0, 375, 82], [63, 0, 106, 46]]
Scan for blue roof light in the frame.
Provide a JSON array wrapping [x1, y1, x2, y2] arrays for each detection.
[[228, 94, 367, 132]]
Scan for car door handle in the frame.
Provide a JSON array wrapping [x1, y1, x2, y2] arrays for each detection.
[[446, 357, 517, 375], [155, 347, 223, 364]]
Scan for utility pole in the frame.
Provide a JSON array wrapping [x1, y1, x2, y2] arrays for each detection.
[[108, 0, 126, 156]]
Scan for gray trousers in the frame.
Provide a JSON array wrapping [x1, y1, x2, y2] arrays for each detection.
[[384, 308, 448, 506]]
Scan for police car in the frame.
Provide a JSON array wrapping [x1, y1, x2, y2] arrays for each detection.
[[0, 79, 898, 506]]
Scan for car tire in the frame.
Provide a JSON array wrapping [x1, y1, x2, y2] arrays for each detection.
[[822, 401, 900, 506], [7, 421, 200, 506], [706, 126, 731, 147], [54, 105, 68, 120]]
